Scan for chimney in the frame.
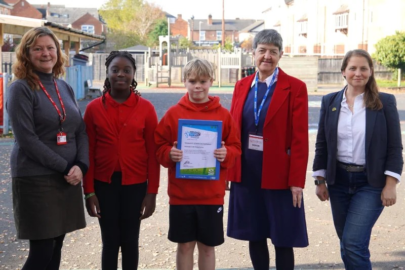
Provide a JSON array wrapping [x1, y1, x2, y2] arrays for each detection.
[[46, 2, 50, 18], [208, 14, 212, 25], [178, 14, 182, 20]]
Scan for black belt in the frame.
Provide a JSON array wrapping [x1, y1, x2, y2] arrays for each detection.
[[337, 162, 365, 172]]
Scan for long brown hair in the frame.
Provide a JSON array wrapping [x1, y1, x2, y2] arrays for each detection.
[[341, 49, 382, 110], [12, 27, 67, 90]]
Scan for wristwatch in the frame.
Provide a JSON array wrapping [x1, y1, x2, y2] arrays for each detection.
[[314, 179, 326, 186]]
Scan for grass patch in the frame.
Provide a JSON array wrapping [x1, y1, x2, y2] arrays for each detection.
[[376, 79, 405, 88]]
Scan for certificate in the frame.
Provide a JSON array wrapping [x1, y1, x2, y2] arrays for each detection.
[[176, 119, 222, 180]]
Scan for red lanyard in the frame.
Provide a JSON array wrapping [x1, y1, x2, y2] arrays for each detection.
[[38, 80, 66, 123]]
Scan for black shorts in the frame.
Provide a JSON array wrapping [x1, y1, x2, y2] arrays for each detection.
[[168, 205, 224, 246]]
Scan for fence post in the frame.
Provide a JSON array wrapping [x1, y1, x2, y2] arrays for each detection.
[[238, 48, 242, 82], [77, 66, 82, 99], [218, 47, 221, 87], [3, 73, 9, 134]]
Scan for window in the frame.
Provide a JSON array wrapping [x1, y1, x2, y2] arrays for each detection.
[[81, 25, 95, 34], [51, 12, 60, 18], [61, 14, 69, 18], [216, 31, 222, 41], [199, 31, 205, 41], [169, 17, 175, 24], [335, 13, 349, 29]]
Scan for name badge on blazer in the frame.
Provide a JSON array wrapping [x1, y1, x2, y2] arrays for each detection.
[[248, 134, 263, 151]]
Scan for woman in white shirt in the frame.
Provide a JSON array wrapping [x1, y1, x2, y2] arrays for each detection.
[[312, 49, 403, 270]]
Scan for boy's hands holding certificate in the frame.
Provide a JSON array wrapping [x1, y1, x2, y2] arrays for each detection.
[[170, 141, 227, 163], [214, 141, 227, 162], [170, 141, 183, 162]]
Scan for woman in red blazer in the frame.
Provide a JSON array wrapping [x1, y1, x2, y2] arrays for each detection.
[[227, 29, 309, 270]]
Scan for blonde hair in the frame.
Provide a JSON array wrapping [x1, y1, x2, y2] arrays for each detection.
[[183, 58, 214, 81], [13, 27, 67, 90]]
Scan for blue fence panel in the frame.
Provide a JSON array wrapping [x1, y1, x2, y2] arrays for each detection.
[[65, 66, 94, 100]]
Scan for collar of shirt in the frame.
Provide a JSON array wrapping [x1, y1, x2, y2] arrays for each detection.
[[250, 71, 278, 88], [341, 88, 365, 109], [105, 91, 138, 108]]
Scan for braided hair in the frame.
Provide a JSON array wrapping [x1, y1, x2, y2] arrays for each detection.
[[102, 51, 140, 103]]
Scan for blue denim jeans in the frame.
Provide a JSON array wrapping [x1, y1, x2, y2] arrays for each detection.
[[328, 166, 384, 270]]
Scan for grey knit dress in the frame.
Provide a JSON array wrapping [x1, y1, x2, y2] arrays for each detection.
[[7, 71, 89, 240]]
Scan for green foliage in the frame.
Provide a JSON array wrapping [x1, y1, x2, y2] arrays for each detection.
[[179, 37, 193, 49], [212, 38, 234, 52], [147, 19, 168, 47], [99, 0, 143, 32], [373, 31, 405, 70], [100, 0, 164, 47]]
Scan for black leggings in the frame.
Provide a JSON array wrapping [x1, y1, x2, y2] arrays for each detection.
[[95, 173, 147, 270], [22, 234, 65, 270], [249, 239, 294, 270]]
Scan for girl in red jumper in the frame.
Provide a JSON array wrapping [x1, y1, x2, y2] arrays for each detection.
[[83, 51, 160, 270]]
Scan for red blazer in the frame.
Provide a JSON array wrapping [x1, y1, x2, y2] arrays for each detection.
[[227, 68, 309, 189]]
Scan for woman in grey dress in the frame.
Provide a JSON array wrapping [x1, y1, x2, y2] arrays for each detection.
[[7, 27, 88, 269]]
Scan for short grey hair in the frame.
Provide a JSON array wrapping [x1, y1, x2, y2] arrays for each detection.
[[253, 29, 283, 52]]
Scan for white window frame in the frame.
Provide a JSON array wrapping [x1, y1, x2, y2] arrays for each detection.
[[216, 31, 222, 41], [199, 31, 205, 41], [335, 13, 349, 29], [81, 25, 95, 34]]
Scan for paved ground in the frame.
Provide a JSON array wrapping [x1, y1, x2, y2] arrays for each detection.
[[0, 87, 405, 269]]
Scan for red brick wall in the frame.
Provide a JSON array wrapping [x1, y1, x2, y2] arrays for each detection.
[[10, 1, 41, 18], [171, 15, 188, 37], [72, 13, 104, 35]]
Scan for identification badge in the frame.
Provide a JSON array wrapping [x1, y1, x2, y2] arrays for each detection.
[[57, 132, 67, 145], [248, 134, 263, 151]]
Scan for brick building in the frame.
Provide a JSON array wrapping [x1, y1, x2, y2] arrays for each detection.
[[170, 14, 188, 37], [189, 15, 260, 46]]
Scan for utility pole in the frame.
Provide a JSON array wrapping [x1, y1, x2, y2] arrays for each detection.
[[222, 0, 225, 47]]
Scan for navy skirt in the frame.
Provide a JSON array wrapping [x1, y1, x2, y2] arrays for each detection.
[[227, 178, 309, 247]]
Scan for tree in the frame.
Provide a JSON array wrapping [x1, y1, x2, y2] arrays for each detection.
[[213, 38, 234, 52], [128, 2, 165, 41], [105, 30, 142, 51], [179, 37, 193, 49], [146, 18, 168, 47], [99, 0, 143, 32], [373, 31, 405, 86], [99, 0, 165, 48], [240, 36, 253, 50]]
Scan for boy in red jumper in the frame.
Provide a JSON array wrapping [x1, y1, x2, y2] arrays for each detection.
[[155, 58, 241, 270]]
